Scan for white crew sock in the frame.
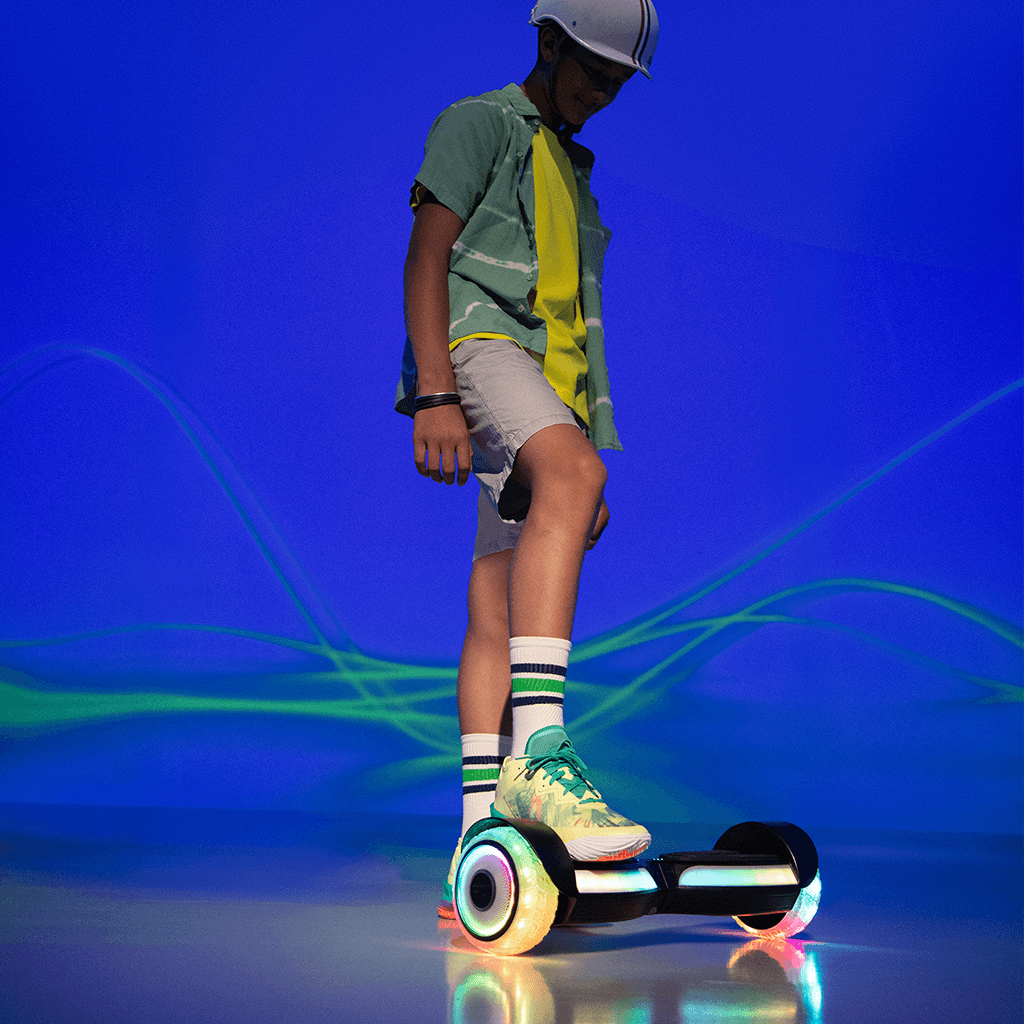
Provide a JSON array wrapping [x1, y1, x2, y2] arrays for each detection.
[[509, 636, 571, 757]]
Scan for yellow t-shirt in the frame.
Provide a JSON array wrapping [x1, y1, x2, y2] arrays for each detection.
[[530, 124, 590, 425], [449, 125, 589, 426]]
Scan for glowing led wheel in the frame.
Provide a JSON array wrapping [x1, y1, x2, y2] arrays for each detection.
[[453, 825, 559, 956], [734, 870, 822, 939]]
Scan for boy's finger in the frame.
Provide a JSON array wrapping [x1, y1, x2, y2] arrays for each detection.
[[442, 445, 457, 485], [420, 438, 439, 481], [456, 440, 472, 485], [414, 437, 429, 477]]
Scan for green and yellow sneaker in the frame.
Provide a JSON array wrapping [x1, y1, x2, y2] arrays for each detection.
[[437, 837, 461, 919], [491, 726, 650, 861]]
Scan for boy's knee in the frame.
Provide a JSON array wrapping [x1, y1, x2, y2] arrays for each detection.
[[560, 447, 607, 505], [514, 424, 607, 510], [467, 594, 510, 646]]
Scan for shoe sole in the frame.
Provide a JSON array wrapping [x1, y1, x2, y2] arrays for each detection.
[[564, 831, 650, 862], [490, 811, 651, 862]]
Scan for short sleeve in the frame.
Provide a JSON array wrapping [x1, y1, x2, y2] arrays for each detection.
[[412, 97, 507, 224]]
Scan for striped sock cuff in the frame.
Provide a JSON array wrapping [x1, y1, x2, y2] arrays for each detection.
[[462, 754, 503, 795], [461, 734, 511, 836], [510, 664, 568, 686], [510, 638, 570, 699], [460, 733, 511, 795]]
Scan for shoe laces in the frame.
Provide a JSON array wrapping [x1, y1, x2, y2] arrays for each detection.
[[525, 745, 601, 803]]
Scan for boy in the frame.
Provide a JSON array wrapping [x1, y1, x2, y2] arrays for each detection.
[[395, 0, 659, 917]]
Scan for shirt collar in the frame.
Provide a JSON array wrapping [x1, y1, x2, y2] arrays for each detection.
[[501, 82, 543, 126]]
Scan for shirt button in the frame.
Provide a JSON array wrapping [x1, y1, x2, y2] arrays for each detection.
[[517, 304, 525, 312]]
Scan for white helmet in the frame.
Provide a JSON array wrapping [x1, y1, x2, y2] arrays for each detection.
[[529, 0, 659, 79]]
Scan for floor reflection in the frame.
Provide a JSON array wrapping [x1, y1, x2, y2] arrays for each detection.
[[2, 808, 1019, 1023], [443, 926, 823, 1024], [698, 940, 822, 1023]]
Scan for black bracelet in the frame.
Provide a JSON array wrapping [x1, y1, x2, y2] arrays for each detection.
[[414, 391, 461, 412]]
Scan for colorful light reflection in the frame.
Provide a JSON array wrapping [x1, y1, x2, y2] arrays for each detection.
[[574, 867, 659, 894], [678, 865, 798, 887]]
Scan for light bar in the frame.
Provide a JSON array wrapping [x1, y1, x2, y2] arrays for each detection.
[[574, 867, 659, 894], [677, 865, 798, 887]]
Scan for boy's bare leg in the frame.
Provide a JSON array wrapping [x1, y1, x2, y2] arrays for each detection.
[[486, 422, 650, 860], [457, 548, 514, 736], [452, 548, 513, 852], [507, 423, 607, 639]]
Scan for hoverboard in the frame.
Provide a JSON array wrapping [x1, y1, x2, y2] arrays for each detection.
[[452, 817, 821, 955]]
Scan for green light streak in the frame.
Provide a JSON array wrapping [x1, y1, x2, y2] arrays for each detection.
[[0, 352, 1020, 774], [1, 569, 1018, 751], [567, 577, 1022, 739], [0, 346, 347, 654], [0, 676, 455, 729], [0, 346, 463, 753], [574, 379, 1024, 662]]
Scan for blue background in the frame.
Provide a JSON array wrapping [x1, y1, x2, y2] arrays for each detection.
[[1, 0, 1020, 833]]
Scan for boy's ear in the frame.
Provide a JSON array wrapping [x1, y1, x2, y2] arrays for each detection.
[[538, 23, 568, 62]]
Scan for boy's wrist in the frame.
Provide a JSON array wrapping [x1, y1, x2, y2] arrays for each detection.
[[414, 363, 458, 394]]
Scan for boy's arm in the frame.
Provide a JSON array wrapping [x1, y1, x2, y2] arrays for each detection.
[[403, 194, 472, 486]]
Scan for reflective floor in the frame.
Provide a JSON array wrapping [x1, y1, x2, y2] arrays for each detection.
[[1, 804, 1020, 1023]]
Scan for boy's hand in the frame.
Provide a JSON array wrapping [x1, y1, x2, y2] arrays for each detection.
[[588, 497, 610, 549], [414, 404, 472, 485]]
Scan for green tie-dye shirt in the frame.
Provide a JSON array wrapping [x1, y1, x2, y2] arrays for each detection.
[[395, 83, 622, 452]]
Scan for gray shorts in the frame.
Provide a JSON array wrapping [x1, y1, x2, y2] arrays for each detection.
[[472, 486, 524, 561], [449, 336, 581, 556]]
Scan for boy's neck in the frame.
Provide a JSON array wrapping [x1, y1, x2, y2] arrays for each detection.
[[520, 75, 578, 144]]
